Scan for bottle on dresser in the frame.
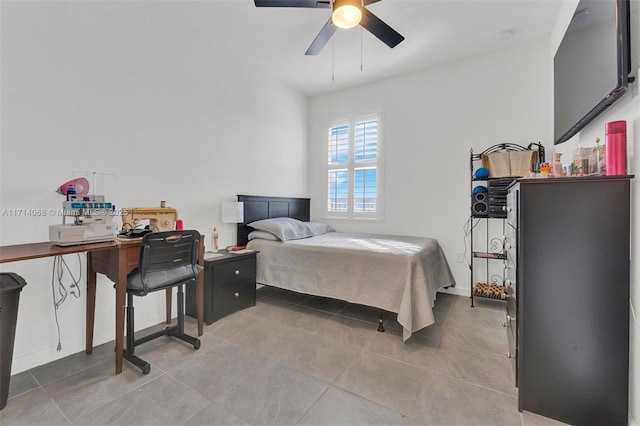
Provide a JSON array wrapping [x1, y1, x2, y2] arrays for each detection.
[[211, 227, 218, 252]]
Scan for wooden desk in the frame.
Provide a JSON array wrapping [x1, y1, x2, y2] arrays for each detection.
[[0, 238, 204, 375]]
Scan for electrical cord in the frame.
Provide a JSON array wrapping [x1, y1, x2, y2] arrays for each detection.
[[50, 253, 82, 351]]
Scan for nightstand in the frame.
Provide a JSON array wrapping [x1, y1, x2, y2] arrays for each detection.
[[186, 250, 257, 325]]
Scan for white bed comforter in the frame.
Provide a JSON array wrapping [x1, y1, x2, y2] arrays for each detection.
[[247, 232, 456, 341]]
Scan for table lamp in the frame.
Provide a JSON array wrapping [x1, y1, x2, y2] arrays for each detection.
[[221, 202, 244, 247]]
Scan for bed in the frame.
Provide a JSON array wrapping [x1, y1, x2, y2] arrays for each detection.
[[237, 195, 456, 342]]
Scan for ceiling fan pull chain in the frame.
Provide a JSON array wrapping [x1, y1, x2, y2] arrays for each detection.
[[360, 25, 363, 71], [332, 37, 335, 82]]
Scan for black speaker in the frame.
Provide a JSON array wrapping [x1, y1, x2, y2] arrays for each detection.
[[471, 192, 489, 217]]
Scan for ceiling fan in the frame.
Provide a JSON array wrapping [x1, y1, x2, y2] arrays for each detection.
[[254, 0, 405, 55]]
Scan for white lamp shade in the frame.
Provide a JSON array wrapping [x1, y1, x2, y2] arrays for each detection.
[[221, 202, 244, 223]]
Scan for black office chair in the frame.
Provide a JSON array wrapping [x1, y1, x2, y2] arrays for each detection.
[[124, 230, 202, 374]]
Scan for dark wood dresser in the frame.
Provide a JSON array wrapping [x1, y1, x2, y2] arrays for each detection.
[[507, 176, 631, 425]]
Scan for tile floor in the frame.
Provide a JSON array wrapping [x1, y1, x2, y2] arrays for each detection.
[[1, 287, 567, 425]]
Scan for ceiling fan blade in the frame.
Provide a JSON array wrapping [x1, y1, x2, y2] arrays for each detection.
[[305, 18, 338, 55], [254, 0, 330, 8], [360, 7, 405, 49]]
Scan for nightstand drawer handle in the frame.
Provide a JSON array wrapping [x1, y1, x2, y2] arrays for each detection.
[[235, 270, 240, 275], [234, 292, 240, 297]]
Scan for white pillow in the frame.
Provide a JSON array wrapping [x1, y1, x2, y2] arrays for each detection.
[[247, 230, 280, 241], [306, 221, 335, 236], [248, 217, 314, 241]]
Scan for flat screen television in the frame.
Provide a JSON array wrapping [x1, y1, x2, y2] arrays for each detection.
[[554, 0, 634, 144]]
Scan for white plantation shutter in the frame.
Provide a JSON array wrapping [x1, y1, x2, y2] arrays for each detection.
[[328, 169, 348, 212], [354, 167, 377, 213], [353, 119, 378, 213], [328, 125, 349, 165], [354, 120, 378, 162], [325, 114, 383, 219]]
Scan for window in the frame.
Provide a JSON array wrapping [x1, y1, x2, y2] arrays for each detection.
[[325, 113, 383, 219]]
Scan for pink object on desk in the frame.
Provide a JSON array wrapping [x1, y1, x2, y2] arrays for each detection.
[[56, 177, 90, 195], [605, 120, 627, 176], [175, 219, 184, 230]]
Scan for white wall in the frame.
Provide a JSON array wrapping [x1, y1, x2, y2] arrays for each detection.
[[549, 1, 639, 423], [0, 1, 309, 373], [309, 41, 552, 298]]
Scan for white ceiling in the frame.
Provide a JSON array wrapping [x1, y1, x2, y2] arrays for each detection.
[[211, 0, 565, 96]]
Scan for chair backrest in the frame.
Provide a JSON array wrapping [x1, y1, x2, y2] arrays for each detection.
[[136, 230, 200, 294]]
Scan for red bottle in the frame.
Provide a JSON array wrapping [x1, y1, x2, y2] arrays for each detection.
[[605, 120, 627, 176]]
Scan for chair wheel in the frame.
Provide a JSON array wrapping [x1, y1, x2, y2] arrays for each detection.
[[142, 364, 151, 375], [193, 339, 201, 350]]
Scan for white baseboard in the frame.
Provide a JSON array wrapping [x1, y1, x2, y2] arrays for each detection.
[[11, 311, 166, 375], [12, 328, 114, 375], [438, 286, 469, 297]]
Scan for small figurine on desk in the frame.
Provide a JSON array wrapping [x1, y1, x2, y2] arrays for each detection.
[[211, 227, 219, 252], [594, 137, 606, 175], [553, 153, 563, 177], [538, 163, 550, 174]]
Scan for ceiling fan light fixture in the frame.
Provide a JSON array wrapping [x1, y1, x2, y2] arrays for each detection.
[[332, 2, 362, 29], [254, 0, 403, 55]]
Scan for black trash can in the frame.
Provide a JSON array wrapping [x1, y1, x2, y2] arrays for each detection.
[[0, 272, 27, 410]]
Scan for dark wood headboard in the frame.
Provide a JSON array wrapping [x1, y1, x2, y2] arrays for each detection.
[[236, 195, 311, 246]]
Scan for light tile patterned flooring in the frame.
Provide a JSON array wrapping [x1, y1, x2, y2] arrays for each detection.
[[1, 287, 567, 425]]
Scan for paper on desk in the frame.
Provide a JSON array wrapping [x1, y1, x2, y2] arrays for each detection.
[[229, 249, 254, 254]]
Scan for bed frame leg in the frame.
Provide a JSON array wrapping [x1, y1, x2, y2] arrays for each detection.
[[377, 310, 385, 332]]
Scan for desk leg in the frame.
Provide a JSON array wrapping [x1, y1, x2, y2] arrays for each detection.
[[196, 273, 203, 336], [86, 253, 97, 355], [115, 246, 127, 374], [197, 242, 204, 336], [165, 289, 172, 324]]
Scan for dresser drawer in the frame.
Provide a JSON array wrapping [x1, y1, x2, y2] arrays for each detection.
[[504, 221, 516, 246], [505, 254, 516, 284], [505, 280, 517, 385], [504, 238, 516, 270], [213, 257, 256, 288], [506, 187, 518, 228], [506, 318, 517, 380], [506, 281, 516, 322], [212, 280, 255, 322]]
